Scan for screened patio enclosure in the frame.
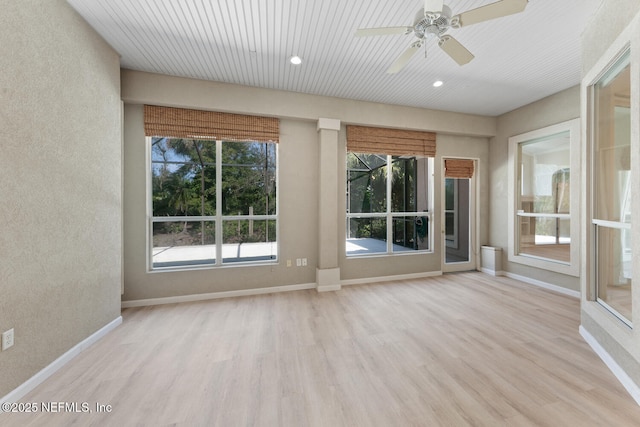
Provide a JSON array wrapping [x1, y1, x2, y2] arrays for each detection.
[[346, 153, 431, 256]]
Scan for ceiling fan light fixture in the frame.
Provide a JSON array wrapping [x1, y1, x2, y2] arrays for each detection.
[[433, 80, 443, 87], [289, 55, 302, 65]]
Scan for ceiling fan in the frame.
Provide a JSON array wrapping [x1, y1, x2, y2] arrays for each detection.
[[355, 0, 529, 73]]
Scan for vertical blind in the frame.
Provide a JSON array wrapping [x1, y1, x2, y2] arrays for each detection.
[[346, 125, 436, 156], [144, 105, 279, 142], [444, 159, 475, 178]]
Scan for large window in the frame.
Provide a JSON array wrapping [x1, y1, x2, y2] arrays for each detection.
[[346, 153, 433, 256], [508, 118, 580, 276], [590, 49, 632, 325], [150, 137, 277, 269]]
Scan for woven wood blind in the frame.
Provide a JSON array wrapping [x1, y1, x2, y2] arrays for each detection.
[[144, 105, 279, 142], [445, 159, 475, 178], [346, 125, 436, 157]]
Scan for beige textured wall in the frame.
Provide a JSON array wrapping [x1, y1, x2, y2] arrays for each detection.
[[582, 0, 640, 74], [0, 1, 122, 397], [121, 70, 496, 137], [489, 86, 581, 292], [121, 71, 490, 300], [580, 0, 640, 390]]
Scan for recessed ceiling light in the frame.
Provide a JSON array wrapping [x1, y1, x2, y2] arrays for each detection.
[[433, 80, 443, 87], [290, 55, 302, 65]]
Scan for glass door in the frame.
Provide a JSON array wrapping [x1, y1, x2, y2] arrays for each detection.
[[443, 159, 476, 272]]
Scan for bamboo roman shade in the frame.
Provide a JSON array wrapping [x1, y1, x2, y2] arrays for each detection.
[[144, 105, 279, 142], [445, 159, 475, 178], [346, 125, 436, 157]]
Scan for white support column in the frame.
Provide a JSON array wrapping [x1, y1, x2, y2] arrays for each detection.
[[316, 118, 342, 292]]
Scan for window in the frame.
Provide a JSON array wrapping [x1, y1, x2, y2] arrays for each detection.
[[346, 153, 433, 256], [508, 118, 580, 276], [590, 49, 632, 325], [150, 137, 277, 269]]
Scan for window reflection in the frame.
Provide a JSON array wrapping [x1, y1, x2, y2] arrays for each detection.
[[592, 50, 632, 325], [517, 132, 571, 263]]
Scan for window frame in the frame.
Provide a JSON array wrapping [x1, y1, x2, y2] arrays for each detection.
[[588, 47, 633, 327], [346, 153, 434, 257], [507, 118, 581, 276], [147, 137, 278, 271]]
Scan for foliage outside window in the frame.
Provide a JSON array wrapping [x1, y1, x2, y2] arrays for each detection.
[[508, 118, 580, 276], [346, 153, 432, 256], [150, 137, 276, 269], [591, 50, 632, 325]]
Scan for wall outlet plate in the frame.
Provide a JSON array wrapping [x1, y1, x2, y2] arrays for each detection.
[[2, 328, 14, 351]]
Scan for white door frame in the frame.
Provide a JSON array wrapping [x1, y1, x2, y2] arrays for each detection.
[[442, 157, 479, 273]]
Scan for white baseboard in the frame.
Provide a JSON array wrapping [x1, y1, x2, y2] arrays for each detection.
[[579, 325, 640, 406], [502, 271, 580, 299], [480, 267, 505, 277], [0, 316, 122, 409], [122, 272, 448, 305], [317, 284, 342, 292], [341, 271, 442, 287], [122, 283, 317, 308]]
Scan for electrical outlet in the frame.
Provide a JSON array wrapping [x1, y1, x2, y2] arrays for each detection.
[[2, 328, 14, 351], [296, 258, 302, 267], [302, 258, 307, 266], [286, 259, 292, 267]]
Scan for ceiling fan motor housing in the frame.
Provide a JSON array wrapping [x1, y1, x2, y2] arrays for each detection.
[[414, 5, 452, 39]]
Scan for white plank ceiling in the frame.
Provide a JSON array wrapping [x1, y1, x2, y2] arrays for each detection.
[[66, 0, 603, 116]]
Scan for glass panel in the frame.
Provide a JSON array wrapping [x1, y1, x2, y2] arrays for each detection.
[[445, 178, 458, 246], [221, 141, 276, 215], [346, 217, 387, 256], [445, 212, 455, 236], [596, 226, 632, 322], [519, 131, 571, 214], [391, 157, 416, 212], [392, 216, 429, 252], [152, 221, 215, 268], [518, 217, 570, 264], [594, 131, 631, 223], [347, 153, 387, 213], [445, 179, 455, 211], [594, 52, 631, 222], [445, 178, 470, 263], [151, 138, 216, 216], [222, 219, 277, 263]]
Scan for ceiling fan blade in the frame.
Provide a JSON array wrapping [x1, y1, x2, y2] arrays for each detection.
[[387, 42, 422, 74], [355, 27, 412, 37], [438, 35, 474, 66], [424, 0, 444, 15], [457, 0, 528, 26]]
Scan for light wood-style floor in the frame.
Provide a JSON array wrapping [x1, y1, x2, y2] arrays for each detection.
[[4, 273, 640, 426]]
